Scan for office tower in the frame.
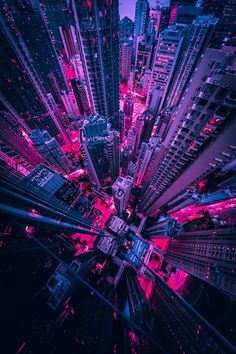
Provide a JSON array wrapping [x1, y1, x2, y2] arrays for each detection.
[[0, 7, 70, 145], [128, 71, 135, 91], [127, 128, 138, 160], [106, 130, 120, 183], [135, 41, 152, 86], [171, 5, 203, 25], [120, 16, 134, 41], [121, 146, 134, 174], [146, 12, 159, 43], [30, 130, 72, 174], [140, 110, 156, 144], [47, 251, 100, 309], [157, 5, 171, 34], [125, 271, 153, 332], [1, 0, 68, 104], [142, 69, 152, 96], [81, 114, 120, 187], [39, 0, 75, 53], [71, 53, 85, 81], [60, 90, 77, 116], [83, 113, 107, 137], [59, 24, 77, 62], [0, 113, 44, 174], [72, 0, 120, 117], [123, 95, 134, 118], [112, 176, 133, 215], [0, 24, 47, 123], [165, 227, 236, 297], [143, 216, 182, 238], [150, 272, 235, 354], [155, 110, 171, 140], [137, 136, 161, 186], [123, 95, 134, 132], [109, 110, 125, 143], [133, 0, 150, 62], [166, 15, 217, 108], [147, 26, 183, 116], [146, 115, 236, 214], [25, 164, 92, 218], [206, 0, 236, 48], [140, 47, 236, 214], [127, 161, 139, 180], [71, 79, 90, 116], [134, 115, 145, 152], [120, 41, 133, 83]]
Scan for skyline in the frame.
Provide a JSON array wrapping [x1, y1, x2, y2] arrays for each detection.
[[0, 1, 235, 353]]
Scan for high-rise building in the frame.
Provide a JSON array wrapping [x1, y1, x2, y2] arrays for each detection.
[[134, 41, 152, 86], [142, 69, 152, 96], [112, 176, 133, 215], [71, 79, 90, 116], [120, 41, 133, 83], [139, 109, 156, 143], [127, 128, 138, 160], [1, 3, 236, 354], [145, 115, 236, 214], [165, 227, 236, 297], [0, 8, 69, 145], [109, 110, 125, 143], [133, 0, 150, 62], [1, 0, 68, 104], [81, 114, 120, 187], [25, 164, 84, 212], [147, 26, 183, 115], [39, 0, 75, 54], [127, 161, 139, 180], [150, 269, 235, 354], [120, 16, 134, 41], [140, 47, 236, 214], [0, 113, 44, 174], [30, 130, 72, 174], [59, 24, 77, 62], [137, 135, 161, 186], [166, 15, 217, 108], [72, 0, 120, 117], [157, 5, 171, 35], [123, 95, 134, 118]]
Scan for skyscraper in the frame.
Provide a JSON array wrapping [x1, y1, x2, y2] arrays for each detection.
[[112, 176, 133, 215], [165, 227, 236, 297], [72, 0, 120, 117], [30, 130, 72, 174], [120, 16, 134, 41], [166, 15, 217, 108], [0, 113, 44, 174], [71, 79, 90, 116], [109, 110, 125, 143], [120, 41, 133, 83], [39, 0, 75, 54], [123, 95, 134, 118], [59, 24, 78, 62], [147, 26, 183, 115], [133, 0, 150, 62], [127, 128, 138, 160], [140, 47, 236, 214], [1, 3, 236, 354], [1, 0, 68, 104], [80, 114, 120, 187], [0, 6, 69, 145], [137, 136, 161, 186]]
